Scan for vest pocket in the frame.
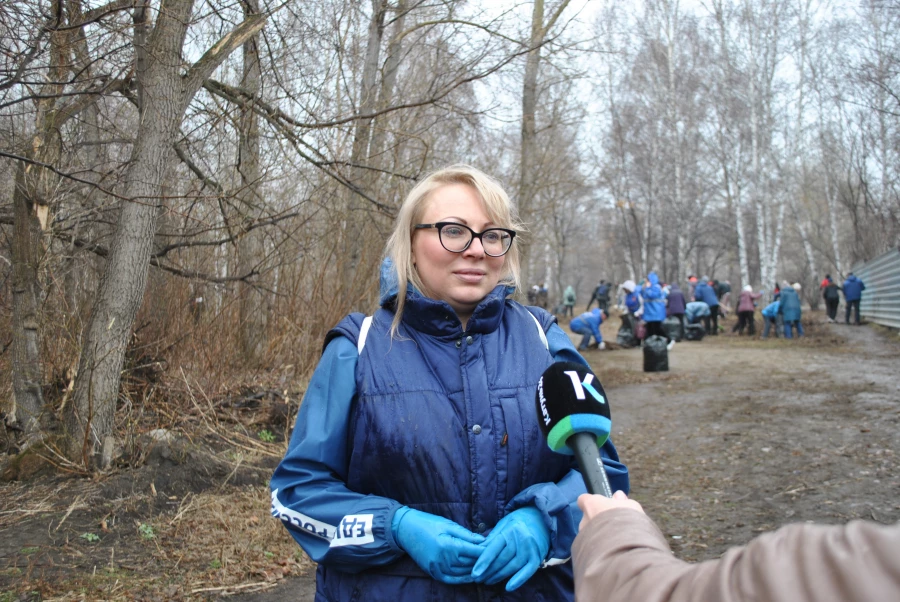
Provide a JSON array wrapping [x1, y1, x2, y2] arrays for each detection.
[[498, 395, 526, 503]]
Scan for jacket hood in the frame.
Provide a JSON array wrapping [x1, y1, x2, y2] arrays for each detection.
[[648, 272, 659, 286], [379, 257, 399, 305], [622, 280, 636, 293]]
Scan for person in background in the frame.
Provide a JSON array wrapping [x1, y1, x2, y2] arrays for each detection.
[[622, 280, 642, 318], [684, 300, 711, 325], [572, 491, 900, 602], [640, 271, 673, 350], [687, 274, 699, 300], [570, 307, 606, 351], [779, 282, 804, 338], [718, 279, 732, 310], [692, 276, 720, 335], [536, 282, 549, 310], [733, 285, 762, 336], [714, 279, 732, 318], [666, 282, 686, 329], [562, 285, 576, 318], [822, 275, 841, 323], [842, 272, 866, 325], [761, 299, 781, 339], [587, 279, 610, 313], [270, 165, 629, 601]]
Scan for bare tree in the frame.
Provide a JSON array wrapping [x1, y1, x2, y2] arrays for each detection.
[[64, 0, 266, 466]]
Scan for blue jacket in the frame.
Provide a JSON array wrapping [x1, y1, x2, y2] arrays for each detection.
[[271, 273, 629, 601], [842, 275, 865, 301], [666, 284, 686, 316], [640, 272, 667, 322], [685, 301, 710, 323], [779, 287, 802, 322], [761, 301, 781, 319], [624, 291, 641, 314], [693, 282, 719, 307], [570, 308, 604, 342]]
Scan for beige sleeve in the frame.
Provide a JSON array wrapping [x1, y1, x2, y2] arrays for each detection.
[[572, 509, 900, 602]]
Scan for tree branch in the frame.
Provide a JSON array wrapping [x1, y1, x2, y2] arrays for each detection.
[[183, 13, 268, 99]]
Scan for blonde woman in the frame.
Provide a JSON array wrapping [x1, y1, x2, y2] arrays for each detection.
[[271, 166, 628, 601]]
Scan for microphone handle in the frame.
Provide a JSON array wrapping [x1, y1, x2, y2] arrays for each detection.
[[569, 431, 613, 497]]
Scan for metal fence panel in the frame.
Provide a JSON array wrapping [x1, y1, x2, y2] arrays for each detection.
[[854, 248, 900, 329]]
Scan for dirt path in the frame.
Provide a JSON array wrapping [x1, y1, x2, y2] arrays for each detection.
[[2, 314, 897, 600], [228, 314, 900, 600]]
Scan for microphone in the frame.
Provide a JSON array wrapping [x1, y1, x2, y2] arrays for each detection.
[[535, 361, 613, 497]]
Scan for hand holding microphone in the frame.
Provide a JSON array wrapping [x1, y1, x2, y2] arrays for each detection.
[[535, 361, 614, 497]]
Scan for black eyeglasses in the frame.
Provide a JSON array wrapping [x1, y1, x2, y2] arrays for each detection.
[[414, 222, 517, 257]]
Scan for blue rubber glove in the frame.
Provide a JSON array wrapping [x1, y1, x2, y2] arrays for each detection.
[[470, 507, 550, 591], [392, 507, 486, 584]]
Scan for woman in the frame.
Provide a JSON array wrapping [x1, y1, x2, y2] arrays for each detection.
[[640, 271, 670, 348], [733, 285, 762, 335], [780, 282, 804, 338], [271, 166, 629, 601], [563, 285, 577, 318]]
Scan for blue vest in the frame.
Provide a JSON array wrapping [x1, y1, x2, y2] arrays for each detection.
[[320, 286, 579, 601]]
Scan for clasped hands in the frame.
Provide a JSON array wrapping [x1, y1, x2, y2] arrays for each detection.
[[392, 506, 550, 591]]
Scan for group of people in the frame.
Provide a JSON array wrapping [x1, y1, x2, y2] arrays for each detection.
[[821, 272, 866, 325], [270, 164, 893, 602], [565, 268, 867, 347]]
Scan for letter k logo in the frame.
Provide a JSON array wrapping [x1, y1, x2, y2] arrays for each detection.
[[563, 371, 605, 404]]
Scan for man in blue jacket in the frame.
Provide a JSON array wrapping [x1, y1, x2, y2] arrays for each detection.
[[692, 276, 720, 335], [842, 273, 866, 325], [570, 308, 606, 350]]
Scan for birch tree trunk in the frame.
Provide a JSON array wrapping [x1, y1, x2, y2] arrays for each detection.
[[64, 0, 266, 466]]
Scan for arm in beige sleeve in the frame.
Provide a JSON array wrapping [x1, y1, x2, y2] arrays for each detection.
[[572, 509, 900, 602]]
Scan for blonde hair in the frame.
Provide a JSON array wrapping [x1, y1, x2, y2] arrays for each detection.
[[384, 165, 524, 335]]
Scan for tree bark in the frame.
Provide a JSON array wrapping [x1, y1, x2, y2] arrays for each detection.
[[64, 0, 266, 466], [518, 0, 571, 276], [9, 0, 68, 439], [237, 0, 267, 364], [10, 163, 46, 438]]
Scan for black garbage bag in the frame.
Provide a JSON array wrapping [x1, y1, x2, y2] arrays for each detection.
[[616, 313, 637, 348], [662, 316, 684, 341], [643, 335, 669, 372], [683, 323, 705, 341], [617, 328, 638, 348]]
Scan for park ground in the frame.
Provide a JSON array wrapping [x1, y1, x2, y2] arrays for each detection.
[[1, 310, 899, 601]]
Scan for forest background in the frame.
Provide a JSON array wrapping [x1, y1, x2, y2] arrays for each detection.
[[1, 0, 899, 475]]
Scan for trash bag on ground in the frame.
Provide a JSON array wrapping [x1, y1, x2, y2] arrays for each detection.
[[683, 323, 705, 341], [662, 316, 684, 341], [617, 328, 638, 348], [643, 335, 669, 372]]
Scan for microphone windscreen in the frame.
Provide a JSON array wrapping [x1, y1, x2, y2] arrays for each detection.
[[535, 361, 611, 454]]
